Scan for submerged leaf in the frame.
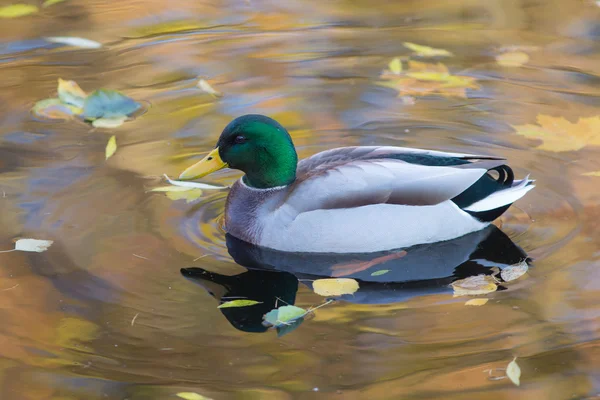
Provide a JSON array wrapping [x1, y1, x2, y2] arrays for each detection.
[[105, 136, 117, 160], [46, 36, 102, 49], [451, 275, 497, 297], [14, 238, 53, 252], [370, 269, 390, 277], [583, 171, 600, 176], [92, 116, 127, 128], [163, 174, 225, 189], [403, 42, 453, 57], [506, 357, 521, 386], [465, 298, 489, 306], [42, 0, 67, 6], [197, 79, 222, 97], [500, 261, 528, 282], [83, 89, 141, 120], [264, 305, 307, 327], [313, 278, 359, 296], [150, 185, 204, 202], [57, 78, 87, 108], [388, 57, 402, 75], [32, 98, 80, 120], [176, 393, 213, 400], [218, 300, 262, 308], [512, 115, 600, 152], [496, 51, 529, 67], [0, 4, 38, 18]]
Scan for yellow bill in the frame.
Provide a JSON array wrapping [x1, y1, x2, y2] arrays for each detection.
[[179, 147, 227, 180]]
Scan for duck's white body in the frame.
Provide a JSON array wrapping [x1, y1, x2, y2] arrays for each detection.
[[224, 146, 534, 253]]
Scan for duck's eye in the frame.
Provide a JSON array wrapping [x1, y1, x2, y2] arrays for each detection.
[[234, 135, 246, 144]]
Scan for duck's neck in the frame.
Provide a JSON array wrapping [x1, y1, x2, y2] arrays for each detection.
[[242, 145, 297, 189]]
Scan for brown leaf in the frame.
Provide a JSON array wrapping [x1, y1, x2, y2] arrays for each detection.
[[512, 115, 600, 152], [451, 275, 497, 297]]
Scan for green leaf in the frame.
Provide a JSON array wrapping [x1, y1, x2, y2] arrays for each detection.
[[403, 42, 453, 57], [83, 89, 141, 120], [506, 357, 521, 386], [105, 136, 117, 160], [388, 58, 402, 75], [264, 305, 306, 328], [370, 269, 390, 276], [42, 0, 67, 7], [176, 393, 213, 400], [276, 317, 304, 337], [0, 4, 38, 18], [218, 300, 262, 309], [57, 78, 87, 108]]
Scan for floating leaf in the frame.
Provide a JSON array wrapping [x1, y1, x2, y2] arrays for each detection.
[[197, 79, 222, 97], [370, 269, 390, 277], [105, 136, 117, 160], [92, 116, 127, 129], [218, 300, 262, 308], [14, 238, 53, 252], [176, 393, 213, 400], [403, 42, 453, 57], [500, 261, 528, 282], [451, 275, 497, 297], [150, 186, 204, 203], [506, 357, 521, 386], [32, 98, 81, 120], [512, 115, 600, 152], [264, 305, 307, 328], [162, 174, 225, 190], [42, 0, 67, 6], [0, 4, 38, 18], [583, 171, 600, 176], [275, 317, 304, 337], [388, 57, 402, 75], [57, 78, 87, 108], [465, 298, 489, 306], [496, 51, 529, 67], [83, 89, 141, 120], [45, 36, 102, 49], [313, 278, 359, 297]]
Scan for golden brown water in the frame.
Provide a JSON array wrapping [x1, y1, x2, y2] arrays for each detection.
[[1, 0, 600, 399]]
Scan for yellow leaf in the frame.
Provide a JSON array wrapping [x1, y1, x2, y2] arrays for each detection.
[[388, 57, 402, 75], [500, 261, 528, 282], [176, 393, 213, 400], [506, 357, 521, 386], [42, 0, 66, 7], [512, 115, 600, 152], [92, 116, 127, 128], [496, 51, 529, 67], [57, 78, 87, 108], [197, 79, 222, 97], [403, 42, 453, 57], [465, 298, 489, 306], [0, 4, 38, 18], [451, 275, 497, 297], [105, 136, 117, 160], [150, 185, 204, 202], [218, 300, 262, 308], [313, 278, 359, 296], [583, 171, 600, 176]]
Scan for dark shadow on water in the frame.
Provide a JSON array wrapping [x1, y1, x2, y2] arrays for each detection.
[[182, 225, 530, 334]]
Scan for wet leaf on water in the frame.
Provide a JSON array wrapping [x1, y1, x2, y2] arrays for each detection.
[[512, 115, 600, 152], [276, 317, 304, 337], [32, 98, 81, 120], [264, 305, 307, 328], [507, 357, 521, 386], [163, 174, 226, 190], [465, 298, 489, 306], [176, 393, 213, 400], [371, 269, 390, 276], [197, 79, 222, 98], [58, 78, 87, 108], [0, 4, 38, 18], [313, 278, 359, 296], [496, 51, 529, 67], [501, 261, 528, 282], [83, 89, 141, 120], [583, 171, 600, 176], [218, 299, 262, 308], [42, 0, 67, 7], [14, 238, 53, 252], [45, 36, 102, 49], [403, 42, 453, 57], [92, 116, 127, 129], [451, 275, 497, 297], [388, 57, 402, 75], [105, 135, 117, 160]]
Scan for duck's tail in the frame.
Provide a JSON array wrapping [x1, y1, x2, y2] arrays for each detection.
[[452, 165, 535, 222]]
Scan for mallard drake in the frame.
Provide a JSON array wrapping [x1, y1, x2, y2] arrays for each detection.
[[179, 114, 534, 253]]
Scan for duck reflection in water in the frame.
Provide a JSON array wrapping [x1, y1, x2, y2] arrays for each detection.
[[182, 225, 530, 334]]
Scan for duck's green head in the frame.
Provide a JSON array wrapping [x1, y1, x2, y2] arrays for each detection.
[[179, 114, 298, 189]]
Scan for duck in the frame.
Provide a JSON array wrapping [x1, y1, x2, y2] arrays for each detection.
[[179, 114, 534, 253]]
